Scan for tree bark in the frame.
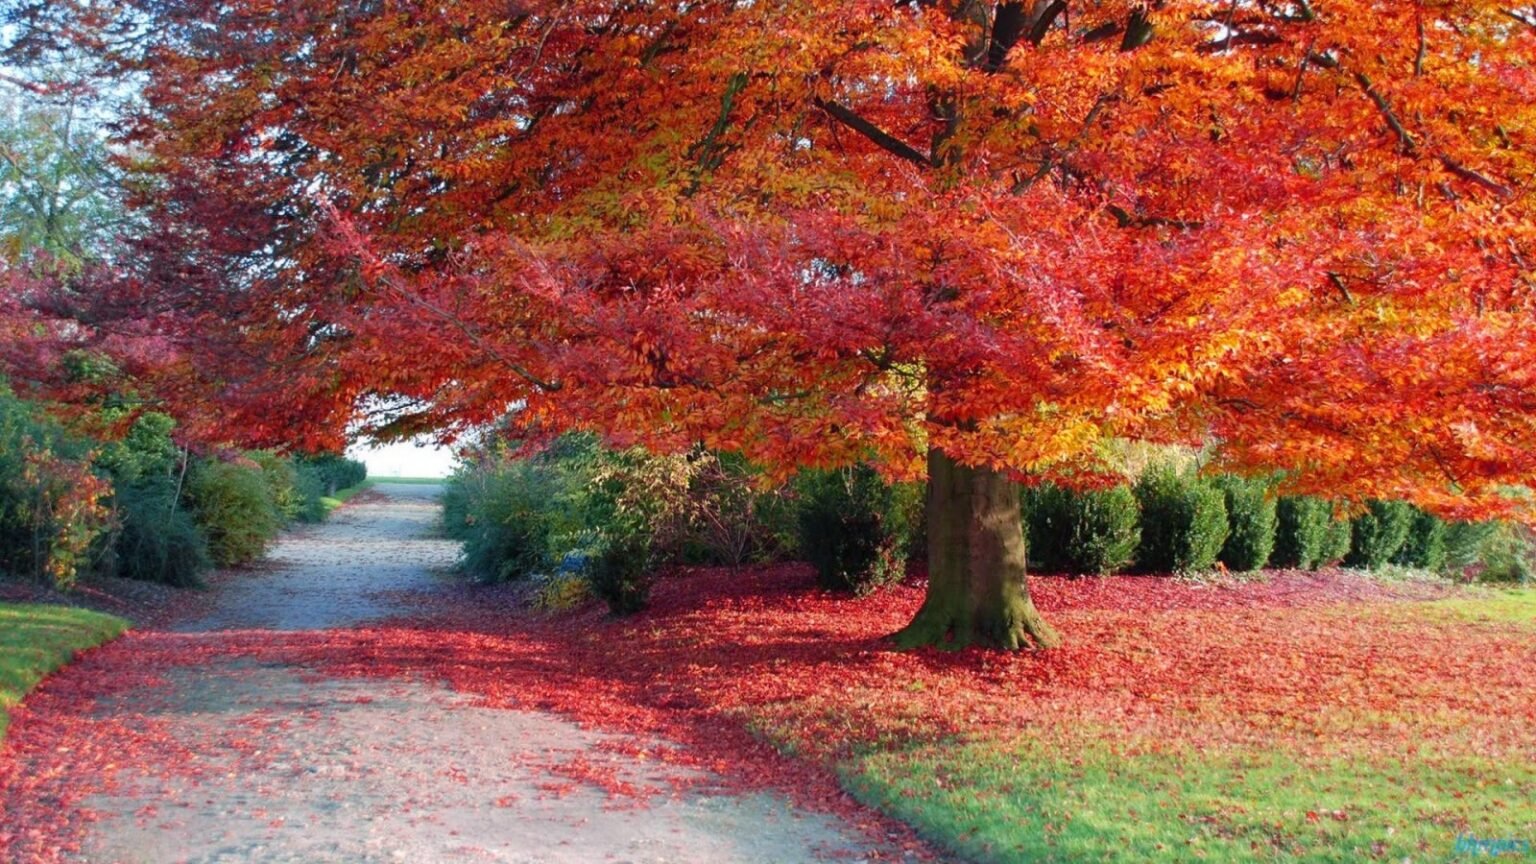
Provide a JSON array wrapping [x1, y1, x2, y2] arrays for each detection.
[[892, 448, 1061, 650]]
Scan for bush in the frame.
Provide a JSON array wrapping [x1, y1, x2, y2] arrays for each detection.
[[1024, 482, 1140, 575], [1345, 499, 1414, 569], [1134, 468, 1229, 574], [186, 458, 283, 567], [455, 459, 562, 582], [531, 573, 595, 612], [1475, 522, 1534, 583], [299, 453, 367, 495], [796, 465, 921, 594], [587, 527, 655, 614], [1321, 514, 1353, 566], [0, 390, 112, 588], [110, 478, 210, 586], [1215, 476, 1278, 572], [1392, 509, 1448, 571], [1445, 521, 1498, 570], [248, 451, 325, 524], [1273, 497, 1333, 569]]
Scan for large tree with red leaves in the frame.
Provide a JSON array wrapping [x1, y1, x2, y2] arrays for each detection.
[[8, 0, 1535, 647]]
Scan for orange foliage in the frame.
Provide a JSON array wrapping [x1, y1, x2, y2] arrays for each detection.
[[19, 0, 1536, 515]]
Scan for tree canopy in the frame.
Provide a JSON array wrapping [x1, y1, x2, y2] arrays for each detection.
[[4, 0, 1534, 520]]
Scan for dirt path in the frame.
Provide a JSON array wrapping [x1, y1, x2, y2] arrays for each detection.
[[6, 484, 911, 863]]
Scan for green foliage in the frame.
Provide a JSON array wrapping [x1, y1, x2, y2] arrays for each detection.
[[109, 478, 210, 586], [298, 453, 368, 496], [531, 574, 595, 613], [450, 459, 563, 582], [1445, 521, 1497, 570], [1321, 513, 1353, 566], [248, 451, 311, 524], [1474, 523, 1534, 583], [587, 527, 656, 615], [1345, 500, 1415, 569], [1215, 476, 1278, 572], [795, 465, 921, 594], [1023, 482, 1140, 576], [1133, 468, 1229, 574], [1392, 509, 1448, 571], [1273, 497, 1332, 569], [0, 90, 121, 266], [95, 413, 180, 485], [186, 459, 282, 567], [0, 388, 111, 588]]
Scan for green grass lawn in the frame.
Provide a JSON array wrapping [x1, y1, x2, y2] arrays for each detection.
[[848, 737, 1536, 864], [839, 587, 1536, 863], [0, 603, 128, 739]]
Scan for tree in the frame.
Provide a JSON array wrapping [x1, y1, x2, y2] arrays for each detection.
[[13, 0, 1536, 647]]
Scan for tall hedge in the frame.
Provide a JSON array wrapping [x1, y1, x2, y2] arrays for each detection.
[[1024, 482, 1140, 576], [1393, 509, 1448, 571], [1274, 497, 1335, 569], [1134, 468, 1229, 574], [1345, 499, 1415, 569], [1215, 476, 1278, 572]]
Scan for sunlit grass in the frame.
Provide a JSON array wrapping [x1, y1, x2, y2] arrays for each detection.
[[318, 480, 378, 515], [837, 588, 1536, 863], [0, 603, 128, 739], [847, 735, 1536, 863]]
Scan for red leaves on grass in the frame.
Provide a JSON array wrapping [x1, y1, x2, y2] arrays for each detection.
[[3, 565, 1530, 863]]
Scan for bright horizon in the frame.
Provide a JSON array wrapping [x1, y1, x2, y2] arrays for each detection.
[[346, 437, 456, 479]]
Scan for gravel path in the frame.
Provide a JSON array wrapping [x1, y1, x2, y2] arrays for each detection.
[[67, 483, 902, 864]]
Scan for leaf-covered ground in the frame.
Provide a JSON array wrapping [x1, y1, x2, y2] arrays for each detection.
[[0, 485, 925, 863], [366, 567, 1536, 863], [3, 486, 1532, 862]]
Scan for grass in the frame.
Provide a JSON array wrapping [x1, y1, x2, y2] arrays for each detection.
[[0, 603, 128, 739], [318, 480, 375, 516], [836, 587, 1536, 863], [847, 736, 1536, 864]]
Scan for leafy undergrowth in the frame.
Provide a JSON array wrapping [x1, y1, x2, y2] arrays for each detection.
[[0, 603, 127, 740], [1, 567, 1532, 862]]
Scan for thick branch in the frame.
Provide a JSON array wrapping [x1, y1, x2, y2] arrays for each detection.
[[813, 97, 931, 168]]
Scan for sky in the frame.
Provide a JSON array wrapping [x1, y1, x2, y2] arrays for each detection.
[[346, 437, 456, 479]]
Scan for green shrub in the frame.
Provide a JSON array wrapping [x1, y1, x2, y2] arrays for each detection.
[[456, 459, 561, 582], [531, 573, 595, 612], [1392, 509, 1448, 571], [796, 465, 921, 594], [186, 458, 282, 567], [1475, 522, 1533, 583], [1321, 514, 1353, 566], [110, 478, 210, 586], [1215, 476, 1278, 572], [1445, 521, 1498, 570], [1133, 468, 1229, 574], [1345, 499, 1414, 569], [587, 527, 655, 614], [247, 451, 319, 524], [95, 412, 180, 485], [1273, 497, 1332, 569], [0, 389, 112, 588], [298, 453, 367, 495], [1024, 482, 1140, 575]]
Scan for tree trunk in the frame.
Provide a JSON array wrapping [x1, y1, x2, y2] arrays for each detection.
[[892, 448, 1061, 650]]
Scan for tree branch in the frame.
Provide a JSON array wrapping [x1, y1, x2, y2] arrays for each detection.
[[813, 97, 931, 168]]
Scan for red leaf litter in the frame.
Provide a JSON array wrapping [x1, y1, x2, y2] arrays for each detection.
[[3, 563, 1533, 863]]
